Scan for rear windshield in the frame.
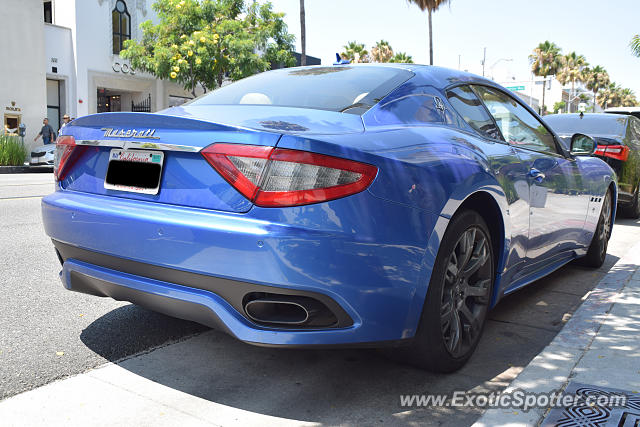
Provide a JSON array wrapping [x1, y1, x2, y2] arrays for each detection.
[[544, 114, 627, 137], [189, 66, 414, 115]]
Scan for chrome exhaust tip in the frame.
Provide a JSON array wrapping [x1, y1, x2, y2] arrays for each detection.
[[244, 298, 310, 325]]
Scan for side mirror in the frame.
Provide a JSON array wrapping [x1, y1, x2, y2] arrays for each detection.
[[570, 133, 596, 156]]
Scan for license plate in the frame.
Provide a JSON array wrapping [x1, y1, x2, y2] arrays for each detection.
[[31, 157, 40, 163], [104, 149, 164, 195]]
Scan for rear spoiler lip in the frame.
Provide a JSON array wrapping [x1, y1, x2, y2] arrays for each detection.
[[74, 139, 203, 152]]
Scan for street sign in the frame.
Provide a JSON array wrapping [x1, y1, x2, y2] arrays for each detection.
[[506, 85, 525, 91]]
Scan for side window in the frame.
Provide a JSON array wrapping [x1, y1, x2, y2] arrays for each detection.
[[628, 116, 640, 149], [367, 91, 462, 127], [446, 85, 502, 141], [474, 86, 558, 154]]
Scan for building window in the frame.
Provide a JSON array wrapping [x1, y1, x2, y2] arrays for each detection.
[[112, 0, 131, 55], [44, 1, 53, 24], [47, 79, 61, 133]]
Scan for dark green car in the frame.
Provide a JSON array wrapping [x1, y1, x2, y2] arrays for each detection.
[[545, 113, 640, 218]]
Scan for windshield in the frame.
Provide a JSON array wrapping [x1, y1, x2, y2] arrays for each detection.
[[544, 114, 627, 137], [189, 66, 414, 115]]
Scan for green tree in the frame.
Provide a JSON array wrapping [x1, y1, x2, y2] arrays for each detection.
[[553, 101, 566, 114], [584, 65, 610, 111], [597, 82, 622, 109], [407, 0, 450, 65], [556, 52, 588, 113], [529, 41, 562, 115], [389, 52, 414, 63], [371, 40, 394, 63], [341, 41, 370, 63], [631, 34, 640, 57], [621, 88, 638, 107], [120, 0, 295, 96]]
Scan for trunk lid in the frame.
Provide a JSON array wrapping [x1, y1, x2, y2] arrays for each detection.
[[59, 112, 282, 213]]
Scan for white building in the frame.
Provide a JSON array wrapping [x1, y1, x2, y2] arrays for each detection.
[[1, 0, 197, 152], [498, 76, 596, 116], [461, 57, 594, 115]]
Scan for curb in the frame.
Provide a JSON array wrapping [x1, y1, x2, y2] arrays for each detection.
[[473, 242, 640, 426], [0, 166, 53, 174]]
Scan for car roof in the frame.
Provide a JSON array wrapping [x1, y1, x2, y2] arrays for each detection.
[[545, 113, 631, 121], [604, 106, 640, 113], [544, 112, 630, 120], [288, 63, 499, 90], [544, 113, 629, 138], [412, 64, 498, 88]]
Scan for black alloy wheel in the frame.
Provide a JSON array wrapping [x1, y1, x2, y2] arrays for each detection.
[[398, 210, 495, 373], [582, 189, 613, 268], [623, 185, 640, 219], [440, 225, 493, 358]]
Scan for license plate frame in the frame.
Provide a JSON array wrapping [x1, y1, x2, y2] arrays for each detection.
[[104, 149, 164, 195]]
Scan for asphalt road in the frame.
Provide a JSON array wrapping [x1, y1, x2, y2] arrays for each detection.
[[0, 174, 208, 400], [2, 173, 640, 425]]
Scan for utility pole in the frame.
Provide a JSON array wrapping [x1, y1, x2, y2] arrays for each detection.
[[458, 54, 461, 70], [299, 0, 306, 66], [482, 47, 486, 77]]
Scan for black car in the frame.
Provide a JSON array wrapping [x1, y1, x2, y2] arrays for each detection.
[[605, 107, 640, 120], [545, 113, 640, 218]]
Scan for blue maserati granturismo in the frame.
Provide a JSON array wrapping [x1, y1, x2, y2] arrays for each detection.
[[43, 64, 616, 372]]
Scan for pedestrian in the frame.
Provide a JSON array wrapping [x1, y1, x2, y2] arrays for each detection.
[[58, 114, 71, 135], [34, 118, 55, 145]]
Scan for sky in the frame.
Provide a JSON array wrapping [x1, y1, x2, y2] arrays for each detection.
[[266, 0, 640, 95]]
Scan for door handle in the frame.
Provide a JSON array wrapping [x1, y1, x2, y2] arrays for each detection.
[[529, 168, 545, 183]]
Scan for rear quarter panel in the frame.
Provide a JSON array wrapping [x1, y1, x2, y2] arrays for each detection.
[[276, 124, 528, 305]]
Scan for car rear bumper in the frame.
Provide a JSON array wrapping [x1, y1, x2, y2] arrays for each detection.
[[42, 190, 445, 346]]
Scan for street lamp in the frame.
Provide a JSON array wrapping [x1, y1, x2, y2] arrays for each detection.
[[566, 91, 590, 113], [489, 58, 513, 80]]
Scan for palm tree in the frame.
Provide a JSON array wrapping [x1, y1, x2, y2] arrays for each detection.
[[556, 52, 588, 113], [584, 65, 610, 111], [631, 35, 640, 57], [529, 41, 562, 115], [621, 88, 638, 107], [341, 41, 370, 63], [299, 0, 306, 65], [371, 40, 394, 63], [597, 83, 623, 109], [389, 52, 414, 63], [406, 0, 450, 65]]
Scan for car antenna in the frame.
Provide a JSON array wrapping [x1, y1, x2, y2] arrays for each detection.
[[334, 53, 350, 65]]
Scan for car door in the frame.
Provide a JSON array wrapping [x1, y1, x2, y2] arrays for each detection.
[[620, 116, 640, 198], [473, 85, 589, 264], [445, 85, 531, 272]]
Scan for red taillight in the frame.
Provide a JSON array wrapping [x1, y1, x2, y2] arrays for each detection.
[[201, 143, 378, 207], [594, 144, 630, 162], [54, 135, 79, 181]]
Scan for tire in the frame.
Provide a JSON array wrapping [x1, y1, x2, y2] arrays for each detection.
[[581, 189, 613, 268], [622, 186, 640, 219], [398, 210, 495, 373]]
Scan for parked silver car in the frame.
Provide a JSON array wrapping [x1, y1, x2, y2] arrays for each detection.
[[29, 144, 55, 166]]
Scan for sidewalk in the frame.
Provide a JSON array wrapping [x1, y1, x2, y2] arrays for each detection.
[[475, 242, 640, 426], [0, 341, 317, 427]]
